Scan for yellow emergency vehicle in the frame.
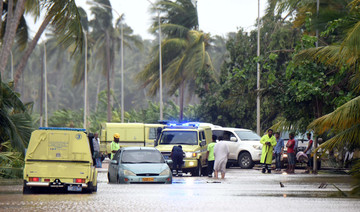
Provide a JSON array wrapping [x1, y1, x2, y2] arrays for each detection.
[[100, 123, 164, 158], [23, 127, 98, 193], [155, 123, 212, 176]]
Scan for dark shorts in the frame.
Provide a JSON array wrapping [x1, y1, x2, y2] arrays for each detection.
[[288, 153, 295, 165]]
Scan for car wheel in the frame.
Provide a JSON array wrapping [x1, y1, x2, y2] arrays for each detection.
[[117, 175, 121, 184], [108, 173, 111, 183], [238, 152, 254, 169], [192, 160, 202, 176]]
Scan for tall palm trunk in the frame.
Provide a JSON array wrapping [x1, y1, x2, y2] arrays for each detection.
[[105, 31, 112, 122], [0, 1, 4, 37], [179, 80, 185, 121], [95, 75, 101, 112], [0, 0, 26, 78], [13, 15, 52, 88]]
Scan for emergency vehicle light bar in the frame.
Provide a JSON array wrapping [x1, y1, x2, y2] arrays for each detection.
[[39, 127, 86, 132], [166, 122, 200, 128]]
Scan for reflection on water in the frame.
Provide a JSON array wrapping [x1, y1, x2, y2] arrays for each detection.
[[0, 169, 358, 211]]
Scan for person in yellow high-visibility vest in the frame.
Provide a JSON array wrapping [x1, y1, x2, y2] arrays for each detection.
[[111, 133, 121, 159], [260, 129, 277, 173]]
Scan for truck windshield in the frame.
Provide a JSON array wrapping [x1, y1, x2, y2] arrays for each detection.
[[159, 131, 198, 145], [234, 130, 261, 141], [121, 150, 165, 163]]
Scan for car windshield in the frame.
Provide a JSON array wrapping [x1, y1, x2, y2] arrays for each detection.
[[121, 150, 165, 163], [159, 131, 198, 145], [234, 130, 261, 141]]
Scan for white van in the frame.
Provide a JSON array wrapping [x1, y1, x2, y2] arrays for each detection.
[[212, 127, 262, 169]]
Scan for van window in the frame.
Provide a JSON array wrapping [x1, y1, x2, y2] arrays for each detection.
[[148, 127, 157, 140], [201, 131, 205, 141]]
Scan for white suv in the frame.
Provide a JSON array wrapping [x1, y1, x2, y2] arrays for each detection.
[[212, 127, 263, 169]]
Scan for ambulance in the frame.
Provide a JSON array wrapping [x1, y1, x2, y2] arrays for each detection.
[[23, 127, 98, 193], [100, 123, 164, 158], [155, 123, 212, 176]]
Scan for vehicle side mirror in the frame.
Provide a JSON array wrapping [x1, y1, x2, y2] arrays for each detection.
[[201, 140, 206, 146], [111, 160, 118, 165], [230, 137, 237, 142], [154, 139, 158, 147]]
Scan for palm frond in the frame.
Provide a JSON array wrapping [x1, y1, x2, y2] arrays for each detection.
[[308, 96, 360, 134]]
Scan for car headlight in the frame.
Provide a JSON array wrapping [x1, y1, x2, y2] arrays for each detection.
[[185, 152, 197, 158], [123, 169, 136, 176], [252, 145, 262, 150], [160, 169, 171, 176]]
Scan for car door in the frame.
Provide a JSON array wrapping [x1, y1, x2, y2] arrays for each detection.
[[108, 150, 121, 182], [212, 130, 237, 160], [222, 130, 238, 160]]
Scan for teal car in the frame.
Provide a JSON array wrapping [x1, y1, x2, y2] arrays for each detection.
[[108, 147, 172, 184]]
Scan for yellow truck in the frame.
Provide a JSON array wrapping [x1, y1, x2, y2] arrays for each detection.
[[100, 123, 164, 158], [23, 127, 98, 193], [155, 123, 212, 176]]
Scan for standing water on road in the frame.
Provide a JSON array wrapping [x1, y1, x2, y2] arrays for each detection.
[[0, 167, 359, 211]]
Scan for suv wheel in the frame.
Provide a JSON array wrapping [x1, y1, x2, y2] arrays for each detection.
[[192, 160, 202, 176], [238, 152, 254, 169]]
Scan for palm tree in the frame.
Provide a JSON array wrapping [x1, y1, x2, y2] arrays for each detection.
[[0, 0, 26, 78], [84, 0, 143, 122], [3, 0, 84, 88], [138, 0, 214, 120], [298, 0, 360, 195]]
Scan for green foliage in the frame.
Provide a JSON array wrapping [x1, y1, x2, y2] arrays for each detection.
[[0, 80, 33, 154], [0, 141, 24, 179]]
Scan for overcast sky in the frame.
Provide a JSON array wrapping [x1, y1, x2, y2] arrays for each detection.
[[74, 0, 268, 40]]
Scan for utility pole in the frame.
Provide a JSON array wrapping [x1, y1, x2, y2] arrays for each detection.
[[313, 0, 320, 174], [256, 0, 261, 135]]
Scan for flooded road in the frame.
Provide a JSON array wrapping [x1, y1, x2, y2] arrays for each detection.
[[0, 166, 359, 212]]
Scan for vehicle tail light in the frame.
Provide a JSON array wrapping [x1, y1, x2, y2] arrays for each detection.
[[167, 178, 171, 181], [44, 179, 50, 182], [74, 178, 85, 183], [29, 177, 40, 182], [124, 178, 128, 182]]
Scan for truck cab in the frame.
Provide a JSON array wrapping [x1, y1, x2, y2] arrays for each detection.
[[155, 123, 212, 176], [23, 127, 98, 193]]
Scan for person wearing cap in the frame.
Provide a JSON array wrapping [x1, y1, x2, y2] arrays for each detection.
[[111, 133, 121, 159], [260, 129, 277, 173]]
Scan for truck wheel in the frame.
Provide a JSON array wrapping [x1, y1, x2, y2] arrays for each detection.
[[23, 185, 32, 194], [202, 166, 208, 176], [84, 182, 94, 193], [192, 160, 202, 177], [238, 152, 254, 169]]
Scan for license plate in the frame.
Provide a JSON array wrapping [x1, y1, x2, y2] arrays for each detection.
[[67, 185, 82, 192], [164, 155, 169, 159], [142, 178, 154, 182]]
